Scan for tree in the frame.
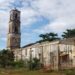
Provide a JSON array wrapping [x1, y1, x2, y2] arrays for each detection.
[[0, 49, 14, 68], [39, 32, 59, 42], [62, 29, 75, 38], [39, 34, 47, 40], [48, 32, 58, 40]]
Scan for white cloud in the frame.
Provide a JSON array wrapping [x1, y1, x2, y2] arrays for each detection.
[[0, 0, 15, 9], [21, 8, 39, 27], [31, 0, 75, 36], [34, 21, 75, 36], [0, 11, 9, 39]]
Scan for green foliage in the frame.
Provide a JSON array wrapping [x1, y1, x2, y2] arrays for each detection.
[[0, 49, 14, 68], [0, 68, 64, 75], [39, 32, 59, 42], [11, 60, 25, 68], [61, 69, 75, 75], [28, 58, 41, 70], [62, 29, 75, 38], [0, 49, 25, 68]]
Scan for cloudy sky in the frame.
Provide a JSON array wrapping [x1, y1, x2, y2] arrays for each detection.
[[0, 0, 75, 49]]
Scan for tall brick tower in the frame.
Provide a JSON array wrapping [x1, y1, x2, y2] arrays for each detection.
[[7, 8, 21, 50]]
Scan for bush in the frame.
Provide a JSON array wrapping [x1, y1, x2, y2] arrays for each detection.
[[62, 69, 75, 75], [0, 49, 14, 68], [28, 58, 41, 70], [11, 60, 25, 68], [0, 49, 25, 68]]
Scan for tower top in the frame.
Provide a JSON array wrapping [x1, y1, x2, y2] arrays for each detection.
[[10, 8, 20, 13]]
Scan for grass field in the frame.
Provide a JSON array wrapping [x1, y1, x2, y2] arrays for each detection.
[[0, 68, 65, 75]]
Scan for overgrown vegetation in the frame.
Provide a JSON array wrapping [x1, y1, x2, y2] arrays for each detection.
[[0, 49, 25, 68], [38, 32, 60, 42], [62, 29, 75, 38], [0, 68, 75, 75], [0, 49, 14, 68], [60, 69, 75, 75], [27, 58, 42, 70], [0, 68, 64, 75], [0, 50, 41, 70], [11, 60, 25, 68], [38, 28, 75, 43]]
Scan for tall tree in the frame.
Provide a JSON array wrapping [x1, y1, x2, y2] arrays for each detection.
[[39, 34, 47, 40], [39, 32, 59, 42], [48, 32, 58, 39], [62, 29, 75, 38]]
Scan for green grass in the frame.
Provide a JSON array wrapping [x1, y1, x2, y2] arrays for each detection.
[[0, 68, 75, 75], [60, 69, 75, 75], [0, 68, 64, 75]]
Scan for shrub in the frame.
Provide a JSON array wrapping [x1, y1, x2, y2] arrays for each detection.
[[62, 69, 75, 75], [11, 60, 25, 68], [0, 49, 14, 68], [28, 58, 41, 70]]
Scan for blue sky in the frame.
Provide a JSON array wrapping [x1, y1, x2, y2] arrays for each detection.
[[0, 0, 75, 49]]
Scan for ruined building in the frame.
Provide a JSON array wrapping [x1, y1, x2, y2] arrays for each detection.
[[7, 9, 75, 70]]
